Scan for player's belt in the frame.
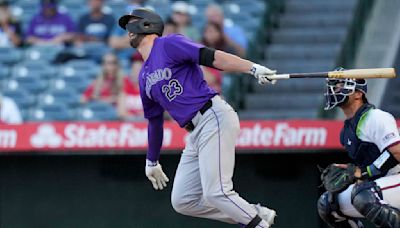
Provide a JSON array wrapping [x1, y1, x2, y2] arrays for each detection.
[[184, 99, 213, 132]]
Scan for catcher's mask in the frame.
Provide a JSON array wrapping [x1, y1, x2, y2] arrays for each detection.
[[118, 8, 164, 36], [324, 68, 368, 110]]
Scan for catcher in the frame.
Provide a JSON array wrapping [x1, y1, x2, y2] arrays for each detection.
[[318, 73, 400, 227]]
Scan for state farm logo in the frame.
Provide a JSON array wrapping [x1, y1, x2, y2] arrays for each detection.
[[30, 124, 62, 148], [237, 123, 327, 147], [0, 129, 17, 148], [30, 123, 172, 148]]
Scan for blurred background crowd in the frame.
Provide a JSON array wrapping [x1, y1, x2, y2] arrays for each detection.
[[0, 0, 263, 124], [1, 0, 399, 126]]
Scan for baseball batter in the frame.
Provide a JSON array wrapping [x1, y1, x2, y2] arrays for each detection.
[[318, 73, 400, 227], [118, 8, 277, 228]]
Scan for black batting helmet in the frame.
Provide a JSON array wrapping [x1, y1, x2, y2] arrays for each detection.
[[118, 8, 164, 36]]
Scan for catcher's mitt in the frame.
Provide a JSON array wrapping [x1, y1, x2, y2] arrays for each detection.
[[321, 164, 358, 193]]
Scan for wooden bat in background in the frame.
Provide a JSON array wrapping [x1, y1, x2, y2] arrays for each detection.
[[268, 68, 396, 80]]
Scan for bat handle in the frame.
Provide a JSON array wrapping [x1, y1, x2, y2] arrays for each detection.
[[267, 74, 291, 80]]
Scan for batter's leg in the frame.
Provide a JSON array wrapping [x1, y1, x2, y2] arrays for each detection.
[[171, 135, 237, 224], [197, 106, 271, 227]]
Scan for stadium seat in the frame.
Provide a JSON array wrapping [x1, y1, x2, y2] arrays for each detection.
[[235, 1, 266, 17], [60, 59, 100, 78], [0, 47, 22, 65], [11, 67, 41, 79], [28, 103, 73, 121], [285, 0, 357, 13], [0, 65, 10, 80], [244, 94, 324, 110], [50, 77, 91, 93], [15, 60, 57, 78], [4, 78, 48, 95], [265, 44, 340, 60], [24, 45, 64, 62], [271, 28, 347, 45], [238, 109, 319, 120], [106, 0, 126, 11], [189, 0, 215, 9], [279, 14, 352, 28], [75, 101, 118, 121], [2, 87, 36, 109], [252, 78, 325, 94], [15, 0, 41, 8], [79, 42, 111, 62], [59, 0, 89, 22], [38, 90, 81, 108], [264, 59, 334, 72]]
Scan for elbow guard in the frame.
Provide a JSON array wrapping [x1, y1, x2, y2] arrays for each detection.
[[199, 47, 216, 68]]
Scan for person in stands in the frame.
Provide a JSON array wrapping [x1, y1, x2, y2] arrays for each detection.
[[0, 0, 22, 47], [76, 0, 115, 44], [26, 0, 75, 45], [0, 93, 22, 124], [81, 52, 142, 120]]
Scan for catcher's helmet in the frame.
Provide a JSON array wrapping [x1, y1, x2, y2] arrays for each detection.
[[118, 8, 164, 36], [324, 68, 368, 110]]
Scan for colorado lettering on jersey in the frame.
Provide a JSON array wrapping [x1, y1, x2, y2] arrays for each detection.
[[145, 67, 172, 99]]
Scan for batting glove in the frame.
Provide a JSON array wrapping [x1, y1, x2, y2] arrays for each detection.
[[145, 159, 169, 190], [250, 64, 277, 85]]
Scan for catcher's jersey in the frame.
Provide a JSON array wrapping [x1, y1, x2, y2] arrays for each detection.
[[138, 34, 217, 127], [341, 104, 400, 170]]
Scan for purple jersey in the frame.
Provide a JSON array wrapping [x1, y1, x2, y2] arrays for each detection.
[[139, 34, 217, 127], [27, 12, 75, 39]]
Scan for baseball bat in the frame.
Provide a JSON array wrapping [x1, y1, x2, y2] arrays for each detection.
[[268, 68, 396, 80]]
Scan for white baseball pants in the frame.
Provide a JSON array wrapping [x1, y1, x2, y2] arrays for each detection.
[[171, 96, 269, 227]]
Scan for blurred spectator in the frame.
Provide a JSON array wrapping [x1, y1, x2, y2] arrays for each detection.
[[125, 0, 146, 13], [81, 53, 142, 120], [130, 51, 143, 81], [26, 0, 75, 45], [202, 66, 223, 94], [108, 1, 144, 60], [108, 25, 133, 60], [0, 94, 22, 124], [201, 22, 244, 56], [206, 4, 248, 51], [120, 52, 144, 121], [163, 17, 178, 36], [0, 0, 22, 47], [171, 1, 200, 41], [76, 0, 115, 44]]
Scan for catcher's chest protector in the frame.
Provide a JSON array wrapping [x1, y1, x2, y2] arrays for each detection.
[[340, 104, 381, 167]]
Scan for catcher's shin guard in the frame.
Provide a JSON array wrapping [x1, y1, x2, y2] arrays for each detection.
[[318, 192, 364, 228], [351, 181, 400, 228]]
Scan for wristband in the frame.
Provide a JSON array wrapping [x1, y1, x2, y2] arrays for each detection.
[[249, 64, 259, 76], [360, 165, 381, 180], [146, 159, 158, 167]]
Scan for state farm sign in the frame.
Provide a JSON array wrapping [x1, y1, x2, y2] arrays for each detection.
[[0, 129, 17, 148], [27, 123, 174, 150], [237, 123, 327, 147], [29, 124, 166, 148], [0, 120, 396, 153]]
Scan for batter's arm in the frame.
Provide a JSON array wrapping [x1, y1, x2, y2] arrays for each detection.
[[212, 50, 254, 73], [147, 114, 164, 162], [209, 50, 276, 84]]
